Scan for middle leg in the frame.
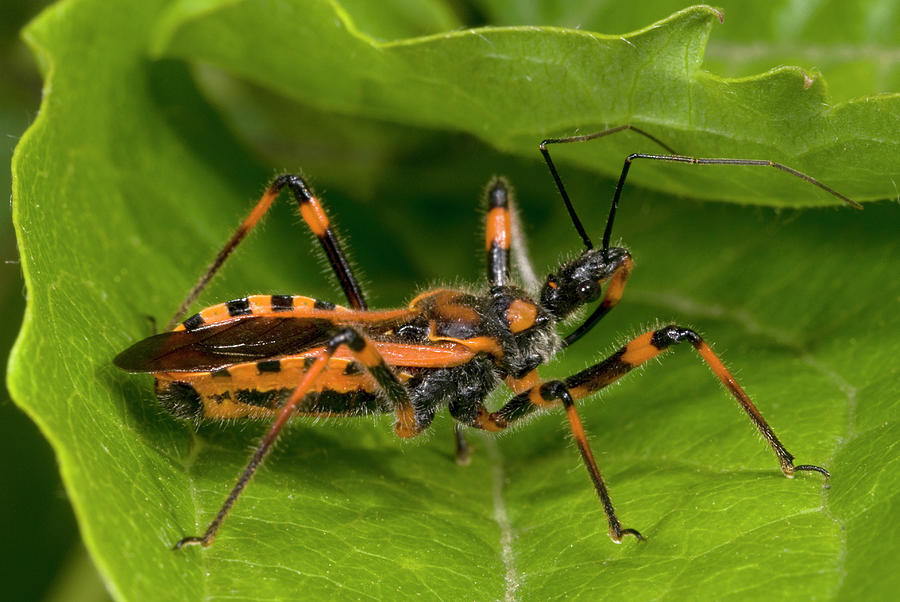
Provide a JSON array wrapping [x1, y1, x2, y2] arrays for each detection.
[[174, 326, 417, 549], [482, 325, 829, 542]]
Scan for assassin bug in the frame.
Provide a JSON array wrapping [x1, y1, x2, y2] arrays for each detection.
[[115, 125, 858, 550]]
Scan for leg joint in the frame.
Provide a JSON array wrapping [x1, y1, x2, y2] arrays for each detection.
[[327, 327, 366, 353], [651, 325, 702, 350], [539, 380, 575, 407], [487, 177, 510, 208], [271, 174, 313, 200]]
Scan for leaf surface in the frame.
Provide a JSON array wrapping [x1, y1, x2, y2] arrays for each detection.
[[8, 1, 898, 600], [473, 0, 900, 103]]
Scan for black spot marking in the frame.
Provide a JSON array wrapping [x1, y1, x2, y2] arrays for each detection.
[[211, 368, 231, 379], [210, 391, 231, 404], [343, 361, 362, 376], [310, 389, 388, 415], [226, 298, 252, 317], [313, 298, 336, 310], [303, 356, 317, 369], [257, 359, 282, 373], [236, 388, 284, 409], [183, 314, 205, 331], [155, 380, 203, 420], [271, 295, 294, 312]]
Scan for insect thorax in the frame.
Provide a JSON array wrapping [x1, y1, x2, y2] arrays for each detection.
[[409, 285, 560, 380]]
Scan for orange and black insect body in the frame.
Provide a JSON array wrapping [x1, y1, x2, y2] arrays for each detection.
[[115, 126, 856, 550]]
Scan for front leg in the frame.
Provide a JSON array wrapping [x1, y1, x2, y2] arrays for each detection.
[[484, 325, 829, 543], [562, 252, 633, 347], [457, 373, 643, 543], [541, 380, 645, 543], [498, 326, 829, 477]]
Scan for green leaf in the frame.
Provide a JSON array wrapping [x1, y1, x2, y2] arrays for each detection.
[[9, 1, 898, 601], [0, 2, 89, 600], [150, 0, 900, 206], [473, 0, 900, 103]]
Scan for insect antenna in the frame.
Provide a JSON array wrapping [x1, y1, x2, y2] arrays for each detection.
[[541, 127, 862, 253], [539, 141, 593, 250], [540, 126, 679, 252]]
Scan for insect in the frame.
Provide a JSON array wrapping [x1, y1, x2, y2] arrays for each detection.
[[115, 126, 858, 550]]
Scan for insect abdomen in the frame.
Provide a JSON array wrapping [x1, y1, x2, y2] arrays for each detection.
[[175, 294, 343, 331], [154, 355, 395, 420]]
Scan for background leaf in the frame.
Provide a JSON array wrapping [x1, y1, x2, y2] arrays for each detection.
[[151, 0, 900, 206], [471, 0, 900, 103], [0, 1, 92, 600], [8, 0, 898, 600]]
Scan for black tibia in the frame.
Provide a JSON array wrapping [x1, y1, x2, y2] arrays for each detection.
[[174, 326, 413, 549], [548, 380, 643, 543]]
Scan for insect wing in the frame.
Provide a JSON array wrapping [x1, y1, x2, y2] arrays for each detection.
[[114, 316, 335, 373]]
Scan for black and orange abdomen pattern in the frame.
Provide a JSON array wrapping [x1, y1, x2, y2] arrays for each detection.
[[175, 295, 346, 332], [154, 354, 408, 420]]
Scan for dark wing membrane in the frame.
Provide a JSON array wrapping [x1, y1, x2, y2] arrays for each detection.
[[114, 317, 337, 373]]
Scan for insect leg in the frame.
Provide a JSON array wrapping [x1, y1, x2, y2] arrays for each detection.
[[174, 327, 414, 549], [573, 326, 829, 476], [486, 325, 829, 542], [485, 177, 512, 287], [500, 325, 830, 478], [281, 175, 368, 311], [167, 174, 366, 329], [453, 424, 470, 466], [484, 176, 542, 291], [457, 371, 642, 542], [540, 126, 679, 250], [549, 380, 645, 543]]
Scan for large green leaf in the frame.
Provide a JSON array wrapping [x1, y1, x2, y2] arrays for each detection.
[[473, 0, 900, 103], [8, 1, 898, 600], [151, 0, 900, 206], [0, 2, 88, 600]]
